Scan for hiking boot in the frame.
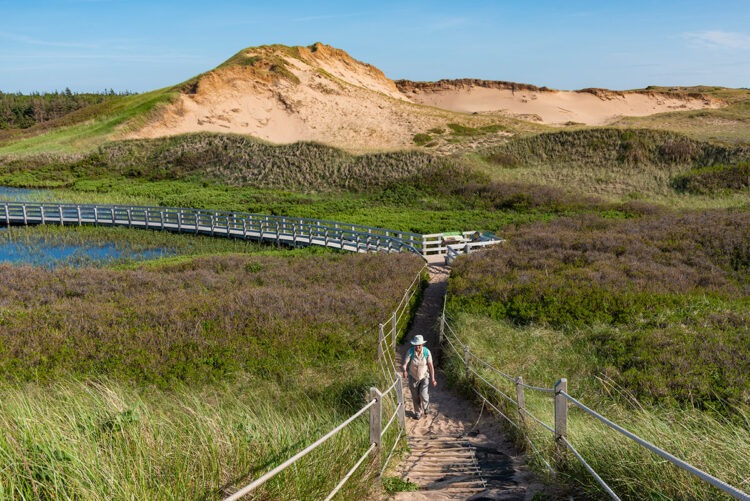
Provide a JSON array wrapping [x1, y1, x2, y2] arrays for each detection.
[[416, 411, 422, 419]]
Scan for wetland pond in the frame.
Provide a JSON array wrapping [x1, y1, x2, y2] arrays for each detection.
[[1, 187, 173, 267]]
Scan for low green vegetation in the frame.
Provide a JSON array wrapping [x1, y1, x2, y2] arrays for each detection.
[[444, 209, 750, 498], [0, 89, 177, 154], [0, 250, 423, 498], [473, 128, 750, 207], [672, 161, 750, 195]]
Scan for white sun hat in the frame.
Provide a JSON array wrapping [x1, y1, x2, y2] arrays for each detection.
[[410, 335, 427, 345]]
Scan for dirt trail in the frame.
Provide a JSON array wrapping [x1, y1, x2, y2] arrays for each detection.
[[391, 261, 546, 500]]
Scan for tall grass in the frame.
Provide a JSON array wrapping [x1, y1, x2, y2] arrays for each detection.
[[0, 378, 378, 500], [0, 251, 423, 498], [442, 314, 750, 500]]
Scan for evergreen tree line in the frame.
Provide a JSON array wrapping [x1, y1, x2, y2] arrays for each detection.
[[0, 88, 135, 129]]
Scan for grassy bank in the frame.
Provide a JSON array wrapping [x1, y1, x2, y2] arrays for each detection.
[[443, 209, 750, 498], [0, 251, 423, 499], [474, 128, 750, 207], [442, 315, 750, 500]]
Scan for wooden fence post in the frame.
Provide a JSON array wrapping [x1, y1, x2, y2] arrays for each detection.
[[395, 374, 406, 430], [464, 346, 471, 381], [516, 376, 526, 427], [438, 311, 445, 346], [554, 378, 568, 465], [391, 311, 397, 349], [377, 324, 385, 359], [370, 387, 383, 473]]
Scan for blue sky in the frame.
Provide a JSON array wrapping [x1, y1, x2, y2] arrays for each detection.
[[1, 0, 749, 93]]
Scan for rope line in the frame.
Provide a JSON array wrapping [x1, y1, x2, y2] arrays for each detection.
[[476, 391, 555, 474], [561, 392, 750, 500], [224, 398, 377, 500], [380, 429, 404, 477], [560, 436, 621, 501], [323, 443, 377, 501]]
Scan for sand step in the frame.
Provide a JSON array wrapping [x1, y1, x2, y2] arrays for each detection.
[[396, 433, 528, 500]]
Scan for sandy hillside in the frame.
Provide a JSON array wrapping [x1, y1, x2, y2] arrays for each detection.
[[131, 43, 449, 151], [129, 43, 723, 151], [397, 79, 723, 125]]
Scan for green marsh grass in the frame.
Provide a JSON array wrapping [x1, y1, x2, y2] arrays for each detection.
[[443, 209, 750, 498], [0, 251, 424, 498], [442, 314, 750, 500]]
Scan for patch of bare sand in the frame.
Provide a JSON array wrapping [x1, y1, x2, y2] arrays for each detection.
[[401, 83, 722, 126]]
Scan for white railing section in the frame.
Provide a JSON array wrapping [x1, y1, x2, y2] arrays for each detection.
[[0, 201, 424, 256], [438, 305, 750, 501], [0, 201, 503, 260], [223, 266, 424, 500], [422, 230, 504, 263]]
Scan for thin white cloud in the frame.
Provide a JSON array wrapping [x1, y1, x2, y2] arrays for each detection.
[[686, 30, 750, 50], [427, 17, 470, 32], [0, 31, 97, 49]]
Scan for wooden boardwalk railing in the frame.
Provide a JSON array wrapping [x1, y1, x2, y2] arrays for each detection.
[[0, 201, 503, 260]]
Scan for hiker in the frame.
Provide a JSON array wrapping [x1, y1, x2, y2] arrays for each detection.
[[401, 335, 437, 419]]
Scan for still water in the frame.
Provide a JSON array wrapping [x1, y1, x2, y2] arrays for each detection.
[[1, 187, 172, 267], [0, 186, 54, 201], [0, 239, 170, 268]]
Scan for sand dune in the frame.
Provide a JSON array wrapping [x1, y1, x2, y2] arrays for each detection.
[[129, 43, 723, 151], [398, 80, 721, 125]]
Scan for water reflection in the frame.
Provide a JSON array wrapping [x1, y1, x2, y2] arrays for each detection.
[[0, 186, 53, 202], [0, 186, 174, 267], [0, 240, 170, 268]]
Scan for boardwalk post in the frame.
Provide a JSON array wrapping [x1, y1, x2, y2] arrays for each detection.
[[516, 376, 526, 427], [58, 206, 64, 226], [554, 378, 568, 465], [377, 324, 385, 359], [395, 374, 406, 430], [370, 387, 382, 472]]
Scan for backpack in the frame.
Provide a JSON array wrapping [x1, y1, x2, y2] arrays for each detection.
[[408, 346, 430, 363]]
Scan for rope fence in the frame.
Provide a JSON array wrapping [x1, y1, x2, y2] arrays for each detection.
[[222, 265, 424, 500], [439, 305, 750, 501]]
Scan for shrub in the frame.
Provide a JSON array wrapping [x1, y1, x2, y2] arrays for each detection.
[[412, 133, 432, 146], [671, 162, 750, 194], [448, 210, 750, 407]]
